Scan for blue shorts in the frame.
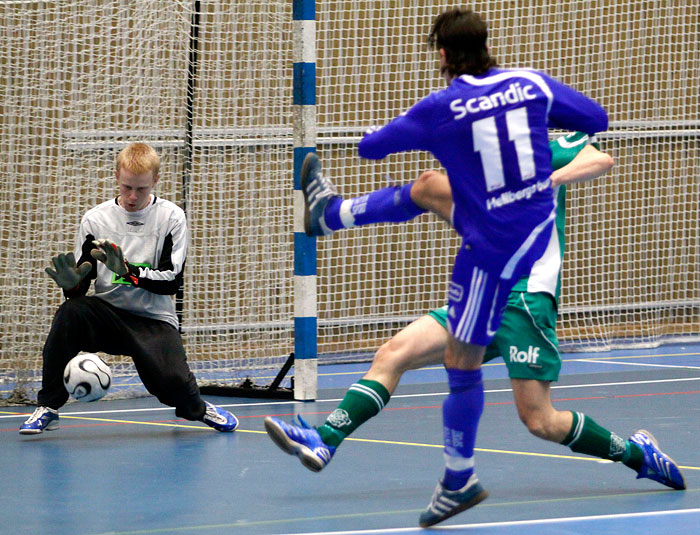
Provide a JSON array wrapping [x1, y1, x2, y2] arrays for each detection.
[[447, 258, 513, 346], [448, 225, 553, 346]]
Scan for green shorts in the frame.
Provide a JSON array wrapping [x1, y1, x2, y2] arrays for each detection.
[[428, 291, 561, 381]]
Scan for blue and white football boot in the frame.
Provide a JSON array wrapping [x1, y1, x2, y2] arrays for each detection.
[[264, 415, 336, 472], [419, 473, 489, 528], [201, 401, 239, 432], [629, 429, 686, 490], [19, 406, 59, 435], [301, 152, 339, 237]]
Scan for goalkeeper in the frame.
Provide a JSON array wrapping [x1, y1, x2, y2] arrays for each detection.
[[20, 142, 238, 435], [265, 132, 686, 492]]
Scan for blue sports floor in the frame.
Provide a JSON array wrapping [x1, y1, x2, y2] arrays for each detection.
[[2, 344, 700, 535]]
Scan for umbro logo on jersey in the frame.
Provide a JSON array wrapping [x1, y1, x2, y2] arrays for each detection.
[[126, 221, 144, 226]]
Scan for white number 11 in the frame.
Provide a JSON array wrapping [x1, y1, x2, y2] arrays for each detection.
[[472, 107, 536, 192]]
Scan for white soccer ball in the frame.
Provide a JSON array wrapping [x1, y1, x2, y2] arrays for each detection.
[[63, 353, 112, 402]]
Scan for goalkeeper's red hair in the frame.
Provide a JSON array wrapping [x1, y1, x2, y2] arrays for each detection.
[[116, 142, 160, 178]]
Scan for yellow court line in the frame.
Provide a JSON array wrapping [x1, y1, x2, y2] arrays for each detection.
[[239, 429, 700, 472], [0, 410, 231, 430], [60, 414, 213, 430], [7, 413, 699, 472], [341, 436, 700, 470], [0, 411, 213, 431]]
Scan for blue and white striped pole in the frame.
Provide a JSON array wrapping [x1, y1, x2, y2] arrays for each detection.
[[293, 0, 317, 400]]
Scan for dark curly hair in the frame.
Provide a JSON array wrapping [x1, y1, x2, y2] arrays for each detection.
[[427, 8, 498, 78]]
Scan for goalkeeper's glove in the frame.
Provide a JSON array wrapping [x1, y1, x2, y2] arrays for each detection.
[[90, 239, 129, 277], [45, 252, 92, 290]]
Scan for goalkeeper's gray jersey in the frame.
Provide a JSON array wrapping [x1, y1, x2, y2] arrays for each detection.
[[75, 196, 187, 328]]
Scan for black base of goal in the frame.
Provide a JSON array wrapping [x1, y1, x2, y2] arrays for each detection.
[[198, 352, 295, 400]]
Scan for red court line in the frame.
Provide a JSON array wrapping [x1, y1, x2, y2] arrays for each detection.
[[262, 389, 700, 419]]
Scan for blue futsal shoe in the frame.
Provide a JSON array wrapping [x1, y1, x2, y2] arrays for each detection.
[[629, 429, 686, 490], [201, 401, 239, 432], [301, 152, 339, 236], [19, 406, 59, 435], [419, 474, 489, 528], [264, 415, 336, 472]]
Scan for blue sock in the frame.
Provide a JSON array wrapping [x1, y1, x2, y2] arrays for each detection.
[[442, 368, 484, 491], [320, 196, 344, 231], [323, 183, 427, 231]]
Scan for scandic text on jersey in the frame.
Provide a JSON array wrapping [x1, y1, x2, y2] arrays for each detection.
[[449, 82, 537, 120]]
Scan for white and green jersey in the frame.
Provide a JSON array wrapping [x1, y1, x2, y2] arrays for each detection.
[[510, 131, 595, 300], [71, 196, 188, 329]]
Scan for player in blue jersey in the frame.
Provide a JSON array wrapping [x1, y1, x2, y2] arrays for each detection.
[[277, 7, 610, 527], [356, 10, 609, 526], [20, 143, 238, 435], [265, 133, 686, 514]]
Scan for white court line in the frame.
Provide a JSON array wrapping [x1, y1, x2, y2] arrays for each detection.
[[579, 359, 700, 370], [3, 376, 700, 420], [0, 398, 300, 419], [389, 375, 700, 399], [271, 508, 700, 535]]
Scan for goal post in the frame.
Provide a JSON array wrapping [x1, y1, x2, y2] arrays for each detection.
[[292, 0, 319, 400]]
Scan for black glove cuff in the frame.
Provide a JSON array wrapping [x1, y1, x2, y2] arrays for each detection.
[[124, 263, 140, 286]]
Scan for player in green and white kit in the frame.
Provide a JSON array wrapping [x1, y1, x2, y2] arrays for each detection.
[[265, 132, 686, 492]]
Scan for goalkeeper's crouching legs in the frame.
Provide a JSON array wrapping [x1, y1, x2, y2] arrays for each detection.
[[38, 296, 121, 409], [131, 327, 238, 432]]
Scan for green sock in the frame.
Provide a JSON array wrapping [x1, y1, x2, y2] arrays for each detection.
[[316, 379, 391, 448], [562, 411, 643, 472]]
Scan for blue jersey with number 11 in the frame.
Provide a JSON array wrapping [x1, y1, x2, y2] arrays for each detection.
[[358, 68, 608, 266]]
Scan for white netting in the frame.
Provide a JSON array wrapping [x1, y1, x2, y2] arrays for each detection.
[[1, 1, 293, 403], [314, 1, 700, 358], [1, 1, 699, 403]]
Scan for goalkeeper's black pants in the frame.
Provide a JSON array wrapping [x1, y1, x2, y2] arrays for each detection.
[[38, 295, 206, 420]]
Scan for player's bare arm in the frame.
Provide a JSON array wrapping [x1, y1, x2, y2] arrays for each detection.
[[550, 144, 614, 186], [411, 144, 614, 222]]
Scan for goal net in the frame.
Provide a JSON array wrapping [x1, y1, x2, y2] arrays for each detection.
[[314, 1, 700, 359], [1, 1, 698, 404]]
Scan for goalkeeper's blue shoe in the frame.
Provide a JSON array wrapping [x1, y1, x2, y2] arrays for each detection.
[[19, 406, 59, 435], [201, 401, 239, 432], [301, 152, 339, 236], [264, 415, 336, 472], [419, 474, 488, 528], [629, 429, 686, 490]]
